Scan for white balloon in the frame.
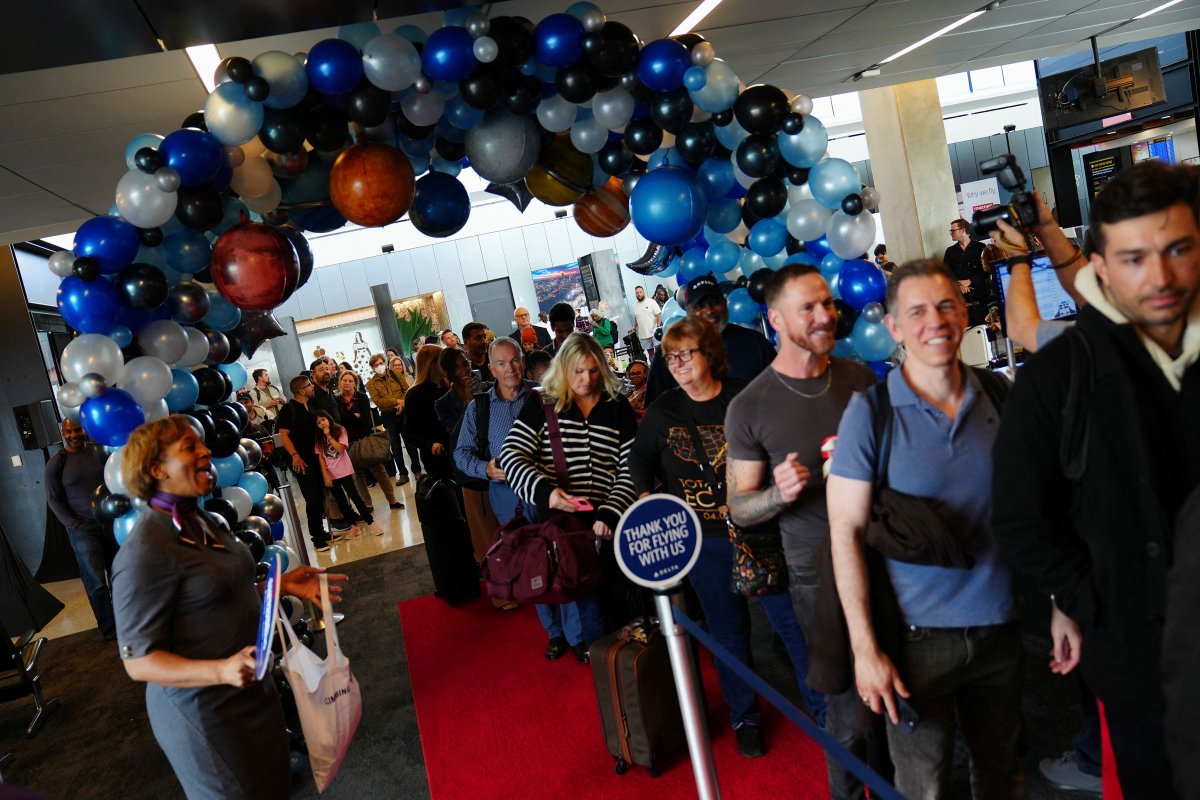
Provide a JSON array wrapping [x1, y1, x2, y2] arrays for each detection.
[[118, 355, 174, 407], [401, 91, 445, 127], [591, 88, 634, 130], [570, 116, 608, 154], [115, 169, 178, 229], [790, 94, 814, 116], [826, 210, 877, 260], [143, 398, 170, 422], [104, 447, 129, 495], [860, 186, 881, 211], [177, 325, 210, 368], [49, 251, 76, 277], [224, 486, 253, 521], [786, 199, 833, 242], [62, 334, 124, 384], [473, 36, 498, 63], [731, 158, 757, 190], [536, 93, 576, 133], [137, 320, 189, 364]]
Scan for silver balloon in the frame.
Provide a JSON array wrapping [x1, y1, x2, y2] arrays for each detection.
[[786, 199, 833, 242], [465, 13, 490, 37], [137, 319, 189, 364], [861, 302, 885, 323], [143, 398, 170, 422], [536, 93, 577, 133], [591, 87, 634, 130], [362, 34, 422, 92], [690, 42, 715, 67], [464, 111, 541, 184], [401, 91, 444, 126], [48, 250, 76, 277], [256, 493, 284, 523], [239, 437, 263, 469], [580, 8, 606, 32], [412, 75, 432, 95], [155, 167, 181, 193], [115, 169, 178, 229], [787, 181, 814, 206], [104, 447, 129, 495], [472, 36, 498, 64], [223, 146, 245, 168], [224, 486, 253, 521], [118, 355, 173, 407], [177, 325, 210, 368], [570, 116, 608, 154], [63, 405, 81, 423], [62, 334, 124, 384], [236, 445, 251, 468], [204, 82, 263, 146], [620, 73, 639, 91], [790, 94, 814, 116], [826, 209, 877, 260], [57, 382, 85, 408], [860, 186, 881, 211], [78, 374, 107, 399]]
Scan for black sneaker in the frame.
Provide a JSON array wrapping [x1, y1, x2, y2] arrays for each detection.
[[735, 724, 766, 758], [330, 519, 352, 531], [572, 642, 591, 664], [315, 543, 331, 553], [544, 636, 568, 661]]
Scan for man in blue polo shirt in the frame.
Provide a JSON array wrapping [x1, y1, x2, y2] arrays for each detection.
[[827, 260, 1023, 797]]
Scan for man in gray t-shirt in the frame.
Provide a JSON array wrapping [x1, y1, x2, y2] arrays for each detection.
[[724, 265, 876, 800]]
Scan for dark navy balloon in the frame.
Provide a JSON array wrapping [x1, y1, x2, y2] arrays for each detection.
[[637, 39, 690, 92], [837, 258, 888, 311], [534, 14, 585, 68], [422, 26, 478, 82], [80, 389, 145, 447], [409, 172, 471, 238], [57, 275, 121, 334], [74, 216, 140, 275], [158, 129, 223, 187], [306, 38, 365, 95]]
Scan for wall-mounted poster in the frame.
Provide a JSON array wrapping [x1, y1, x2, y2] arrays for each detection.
[[531, 261, 586, 312]]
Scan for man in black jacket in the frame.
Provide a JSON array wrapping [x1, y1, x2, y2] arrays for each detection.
[[992, 160, 1200, 798]]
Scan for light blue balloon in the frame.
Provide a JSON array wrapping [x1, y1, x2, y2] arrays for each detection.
[[809, 157, 860, 209], [727, 287, 759, 325], [204, 290, 241, 332], [162, 229, 212, 273], [124, 133, 164, 171], [444, 95, 485, 129], [690, 59, 739, 113], [706, 239, 740, 273], [749, 218, 787, 256], [740, 248, 765, 275], [253, 51, 309, 110], [407, 152, 431, 176], [697, 159, 735, 200], [399, 133, 436, 158], [833, 337, 857, 359], [108, 325, 133, 348], [779, 114, 828, 169], [263, 543, 290, 571], [219, 362, 248, 393], [431, 155, 462, 176], [706, 197, 742, 233], [238, 471, 269, 504], [763, 250, 789, 269], [683, 66, 707, 91], [784, 251, 819, 267], [213, 454, 244, 488], [662, 310, 686, 333], [821, 252, 844, 276], [714, 114, 749, 151], [660, 297, 683, 320], [442, 8, 474, 27], [114, 510, 142, 546], [394, 24, 428, 44], [165, 368, 200, 411], [566, 1, 602, 20], [850, 316, 898, 361]]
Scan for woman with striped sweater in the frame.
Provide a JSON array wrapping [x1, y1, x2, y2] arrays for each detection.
[[500, 333, 639, 664]]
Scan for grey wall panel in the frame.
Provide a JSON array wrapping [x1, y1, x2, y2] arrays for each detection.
[[477, 231, 508, 281], [544, 219, 575, 266], [315, 267, 349, 315], [386, 249, 418, 299], [410, 247, 440, 294], [340, 259, 371, 310], [498, 228, 530, 275], [362, 254, 390, 297], [522, 224, 552, 270], [293, 271, 326, 320], [454, 237, 487, 285]]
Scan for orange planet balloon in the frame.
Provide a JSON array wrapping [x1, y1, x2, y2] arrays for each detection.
[[525, 134, 592, 207], [329, 143, 415, 227], [573, 177, 630, 237]]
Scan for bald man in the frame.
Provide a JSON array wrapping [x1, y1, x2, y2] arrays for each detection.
[[508, 306, 550, 349]]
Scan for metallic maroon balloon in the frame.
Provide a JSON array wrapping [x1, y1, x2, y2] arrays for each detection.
[[210, 221, 300, 312]]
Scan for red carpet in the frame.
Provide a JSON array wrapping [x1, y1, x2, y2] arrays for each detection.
[[399, 593, 831, 800]]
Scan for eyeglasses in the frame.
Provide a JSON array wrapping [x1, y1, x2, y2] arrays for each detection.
[[516, 312, 530, 318], [663, 348, 699, 366]]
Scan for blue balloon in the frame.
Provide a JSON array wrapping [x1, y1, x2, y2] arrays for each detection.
[[410, 172, 471, 238], [749, 218, 788, 257], [165, 368, 200, 411], [204, 290, 241, 332], [307, 38, 365, 95], [422, 26, 477, 82], [212, 195, 250, 237], [444, 95, 485, 130], [763, 250, 789, 269], [647, 147, 688, 171], [338, 21, 382, 49], [683, 66, 707, 91], [238, 471, 270, 504], [57, 275, 121, 334], [534, 14, 585, 68], [74, 216, 140, 275], [630, 167, 708, 247], [851, 316, 897, 361], [158, 129, 223, 187], [706, 239, 741, 274], [107, 325, 133, 348], [213, 454, 244, 488], [784, 251, 819, 267], [833, 337, 857, 359], [809, 158, 861, 210], [690, 59, 739, 113], [219, 362, 248, 393], [270, 520, 285, 542], [80, 389, 145, 447], [713, 115, 749, 151], [697, 159, 735, 200], [124, 133, 164, 171], [162, 229, 213, 273], [638, 39, 691, 92], [820, 252, 844, 278], [677, 247, 709, 283], [838, 259, 888, 311], [867, 360, 894, 381], [113, 510, 142, 546], [740, 248, 766, 275], [263, 543, 290, 571], [727, 287, 760, 326], [706, 197, 741, 234], [778, 115, 828, 169], [210, 161, 234, 193], [805, 236, 834, 261]]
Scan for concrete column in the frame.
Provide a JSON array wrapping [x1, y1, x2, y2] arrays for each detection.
[[370, 283, 403, 356], [590, 249, 633, 337], [273, 316, 306, 399], [860, 80, 959, 264]]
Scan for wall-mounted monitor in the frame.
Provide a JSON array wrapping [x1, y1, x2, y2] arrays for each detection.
[[1039, 46, 1166, 130]]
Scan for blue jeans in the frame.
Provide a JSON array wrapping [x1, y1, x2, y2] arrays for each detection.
[[67, 522, 118, 635], [535, 594, 602, 647], [687, 537, 827, 729], [887, 623, 1025, 800]]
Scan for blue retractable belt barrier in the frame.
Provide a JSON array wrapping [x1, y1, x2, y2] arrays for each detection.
[[671, 606, 906, 800]]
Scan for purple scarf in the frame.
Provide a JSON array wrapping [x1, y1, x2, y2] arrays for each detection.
[[149, 491, 227, 551]]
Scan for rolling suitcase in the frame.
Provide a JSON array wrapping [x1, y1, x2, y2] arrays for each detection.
[[590, 618, 686, 776], [414, 475, 481, 604]]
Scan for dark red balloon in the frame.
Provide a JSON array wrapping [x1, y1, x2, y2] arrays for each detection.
[[211, 222, 300, 312]]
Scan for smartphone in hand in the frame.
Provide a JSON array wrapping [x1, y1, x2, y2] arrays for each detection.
[[894, 693, 920, 735], [570, 497, 594, 511]]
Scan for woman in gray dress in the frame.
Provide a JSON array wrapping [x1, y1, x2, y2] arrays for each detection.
[[111, 415, 346, 800]]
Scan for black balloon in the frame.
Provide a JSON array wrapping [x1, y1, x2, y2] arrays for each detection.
[[624, 118, 663, 156], [274, 224, 314, 289], [742, 204, 762, 230], [787, 166, 810, 186], [260, 107, 307, 153], [229, 311, 285, 358], [841, 193, 864, 215], [746, 267, 775, 304], [244, 76, 270, 103], [671, 32, 707, 50], [597, 140, 634, 176], [241, 515, 272, 542], [223, 400, 249, 432], [305, 105, 350, 151], [204, 328, 230, 365], [253, 494, 284, 523], [745, 177, 788, 219], [219, 368, 233, 399], [115, 262, 169, 310], [208, 418, 241, 458], [222, 336, 243, 364], [72, 256, 100, 281], [503, 75, 543, 116], [580, 32, 603, 57], [736, 134, 780, 179], [194, 367, 228, 406], [169, 281, 210, 323], [224, 57, 253, 83], [711, 108, 733, 127], [204, 497, 238, 529], [209, 402, 241, 431], [834, 300, 858, 339], [234, 528, 266, 561], [674, 121, 716, 165], [781, 112, 805, 136], [394, 110, 436, 140], [138, 226, 164, 247], [786, 235, 804, 255], [649, 87, 693, 134], [733, 84, 790, 135], [183, 408, 216, 443], [556, 63, 597, 104], [435, 136, 465, 162], [181, 111, 208, 131], [460, 65, 505, 110], [346, 79, 391, 126], [254, 562, 270, 582], [588, 21, 641, 77], [484, 180, 534, 212], [175, 186, 224, 230], [134, 147, 162, 174], [488, 16, 534, 70]]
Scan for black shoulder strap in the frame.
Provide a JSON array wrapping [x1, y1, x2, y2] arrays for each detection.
[[680, 402, 722, 495], [866, 380, 893, 493], [474, 391, 490, 460], [1060, 327, 1093, 482], [971, 366, 1010, 415]]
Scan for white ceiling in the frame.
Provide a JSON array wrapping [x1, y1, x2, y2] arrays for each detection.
[[1, 0, 1198, 245]]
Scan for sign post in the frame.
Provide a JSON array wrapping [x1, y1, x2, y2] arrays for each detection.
[[615, 494, 719, 800]]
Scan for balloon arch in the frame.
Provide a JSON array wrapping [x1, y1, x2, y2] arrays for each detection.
[[50, 2, 897, 540]]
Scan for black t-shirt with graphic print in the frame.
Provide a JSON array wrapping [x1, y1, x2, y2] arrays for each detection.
[[629, 381, 745, 538]]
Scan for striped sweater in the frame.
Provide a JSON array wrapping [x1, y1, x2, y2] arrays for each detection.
[[499, 392, 639, 529]]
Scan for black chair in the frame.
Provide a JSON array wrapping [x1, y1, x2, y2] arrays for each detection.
[[0, 622, 57, 736]]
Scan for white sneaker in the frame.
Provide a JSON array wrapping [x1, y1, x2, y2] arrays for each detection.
[[368, 521, 385, 536], [1038, 750, 1101, 794]]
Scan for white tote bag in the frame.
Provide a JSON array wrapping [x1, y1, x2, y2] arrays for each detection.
[[278, 575, 362, 792]]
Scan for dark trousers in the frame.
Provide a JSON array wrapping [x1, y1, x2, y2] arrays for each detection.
[[293, 459, 328, 547], [381, 412, 415, 476], [1073, 678, 1102, 777], [328, 475, 372, 525], [1104, 702, 1176, 798], [67, 522, 118, 635]]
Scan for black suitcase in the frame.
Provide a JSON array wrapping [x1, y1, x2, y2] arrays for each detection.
[[414, 475, 481, 604], [589, 618, 686, 776]]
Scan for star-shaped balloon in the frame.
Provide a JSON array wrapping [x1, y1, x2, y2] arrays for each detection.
[[231, 311, 286, 358], [485, 180, 534, 213], [627, 243, 677, 276]]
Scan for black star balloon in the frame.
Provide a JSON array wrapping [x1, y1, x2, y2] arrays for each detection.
[[484, 180, 534, 213]]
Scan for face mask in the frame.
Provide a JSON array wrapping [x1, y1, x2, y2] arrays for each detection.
[[373, 365, 386, 375]]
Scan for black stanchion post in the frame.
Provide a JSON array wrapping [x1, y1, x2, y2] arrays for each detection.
[[278, 481, 343, 628]]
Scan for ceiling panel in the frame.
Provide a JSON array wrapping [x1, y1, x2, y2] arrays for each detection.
[[701, 9, 863, 54]]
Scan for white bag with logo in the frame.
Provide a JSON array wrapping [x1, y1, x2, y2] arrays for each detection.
[[277, 575, 361, 792]]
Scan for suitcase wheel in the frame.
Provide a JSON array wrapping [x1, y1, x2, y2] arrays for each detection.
[[614, 758, 628, 776]]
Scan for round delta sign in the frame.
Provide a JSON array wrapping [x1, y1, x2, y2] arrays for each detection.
[[615, 494, 703, 591]]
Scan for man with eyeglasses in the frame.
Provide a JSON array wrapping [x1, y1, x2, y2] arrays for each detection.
[[277, 375, 333, 552], [944, 218, 991, 326], [644, 274, 776, 405], [508, 306, 550, 349]]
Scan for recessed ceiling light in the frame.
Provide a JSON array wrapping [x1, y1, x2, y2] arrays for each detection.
[[879, 9, 988, 65], [185, 44, 222, 93], [670, 0, 724, 37], [1134, 0, 1184, 20]]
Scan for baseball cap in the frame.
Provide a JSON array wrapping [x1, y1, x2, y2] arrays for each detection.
[[682, 274, 723, 309]]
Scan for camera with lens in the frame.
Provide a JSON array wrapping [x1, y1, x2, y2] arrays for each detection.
[[970, 154, 1039, 238]]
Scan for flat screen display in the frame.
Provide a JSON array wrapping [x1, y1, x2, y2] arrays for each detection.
[[992, 254, 1079, 335]]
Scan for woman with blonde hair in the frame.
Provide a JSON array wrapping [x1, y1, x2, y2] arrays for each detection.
[[110, 415, 345, 799], [404, 344, 453, 477], [500, 333, 639, 663]]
